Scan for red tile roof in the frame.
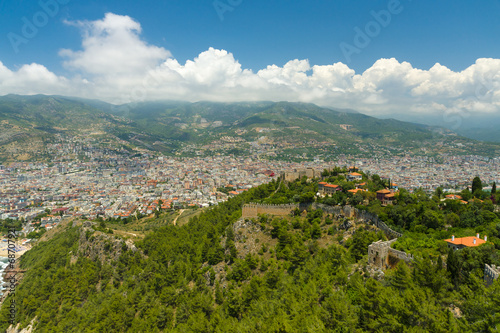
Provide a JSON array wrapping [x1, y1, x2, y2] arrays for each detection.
[[444, 236, 486, 247]]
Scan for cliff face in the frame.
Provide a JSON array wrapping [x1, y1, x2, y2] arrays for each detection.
[[78, 221, 138, 264]]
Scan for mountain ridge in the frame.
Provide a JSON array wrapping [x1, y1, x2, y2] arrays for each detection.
[[0, 94, 499, 162]]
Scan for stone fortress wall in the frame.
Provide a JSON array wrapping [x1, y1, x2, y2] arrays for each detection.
[[313, 203, 403, 238], [241, 202, 411, 270], [242, 202, 402, 239], [367, 239, 414, 269], [242, 203, 299, 218], [484, 264, 500, 286]]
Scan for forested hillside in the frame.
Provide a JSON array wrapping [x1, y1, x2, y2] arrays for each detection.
[[2, 174, 500, 332]]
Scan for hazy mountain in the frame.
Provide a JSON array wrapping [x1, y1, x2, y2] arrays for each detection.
[[0, 94, 499, 162], [380, 112, 500, 143]]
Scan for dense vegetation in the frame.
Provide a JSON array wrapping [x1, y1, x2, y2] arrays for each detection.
[[1, 175, 500, 332]]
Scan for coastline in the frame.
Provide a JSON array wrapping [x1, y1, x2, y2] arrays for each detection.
[[0, 248, 29, 258], [0, 245, 30, 307]]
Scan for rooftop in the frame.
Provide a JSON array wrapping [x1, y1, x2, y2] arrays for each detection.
[[444, 236, 486, 247]]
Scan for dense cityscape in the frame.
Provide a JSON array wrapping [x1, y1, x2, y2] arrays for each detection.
[[2, 1, 500, 331], [1, 141, 499, 232]]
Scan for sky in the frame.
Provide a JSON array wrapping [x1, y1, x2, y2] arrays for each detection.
[[1, 0, 500, 124]]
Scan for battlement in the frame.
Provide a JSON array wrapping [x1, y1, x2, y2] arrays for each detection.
[[313, 203, 402, 238], [242, 203, 298, 218], [368, 239, 413, 269], [283, 168, 318, 182], [388, 248, 414, 262], [484, 264, 500, 286]]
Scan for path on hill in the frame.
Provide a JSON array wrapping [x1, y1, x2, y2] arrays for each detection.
[[173, 209, 185, 226]]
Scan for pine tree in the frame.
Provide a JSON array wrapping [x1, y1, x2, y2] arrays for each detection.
[[492, 182, 496, 194], [390, 261, 413, 291], [471, 176, 482, 194], [446, 248, 461, 288]]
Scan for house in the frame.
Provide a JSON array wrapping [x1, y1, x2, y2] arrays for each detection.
[[347, 172, 363, 181], [376, 189, 391, 201], [321, 184, 342, 195], [445, 234, 487, 250], [376, 189, 396, 205], [383, 193, 396, 205]]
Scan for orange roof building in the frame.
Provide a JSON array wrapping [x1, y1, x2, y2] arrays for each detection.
[[323, 184, 342, 195], [445, 194, 463, 200], [347, 172, 363, 181], [445, 234, 487, 250]]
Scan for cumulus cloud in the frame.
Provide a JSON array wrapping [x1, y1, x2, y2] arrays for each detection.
[[1, 13, 500, 120], [60, 13, 170, 77]]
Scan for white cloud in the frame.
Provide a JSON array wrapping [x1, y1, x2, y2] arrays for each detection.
[[1, 13, 500, 119], [0, 61, 72, 96], [59, 13, 170, 77]]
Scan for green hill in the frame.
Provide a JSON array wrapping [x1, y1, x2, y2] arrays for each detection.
[[2, 177, 499, 331]]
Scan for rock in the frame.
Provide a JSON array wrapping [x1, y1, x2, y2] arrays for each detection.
[[82, 221, 95, 228], [126, 239, 137, 252]]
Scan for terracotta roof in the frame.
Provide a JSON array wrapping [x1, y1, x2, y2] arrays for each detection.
[[325, 184, 339, 188], [350, 172, 362, 176], [377, 189, 391, 194], [444, 236, 486, 247]]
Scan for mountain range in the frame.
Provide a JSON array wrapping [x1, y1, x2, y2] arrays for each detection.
[[0, 94, 499, 162]]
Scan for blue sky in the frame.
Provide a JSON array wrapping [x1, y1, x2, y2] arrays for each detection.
[[2, 0, 500, 73], [0, 0, 500, 123]]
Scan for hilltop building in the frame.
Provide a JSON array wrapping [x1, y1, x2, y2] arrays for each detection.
[[376, 189, 396, 205], [445, 234, 487, 250], [347, 172, 363, 181]]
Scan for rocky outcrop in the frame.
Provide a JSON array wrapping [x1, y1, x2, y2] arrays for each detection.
[[78, 222, 139, 264], [231, 218, 262, 259]]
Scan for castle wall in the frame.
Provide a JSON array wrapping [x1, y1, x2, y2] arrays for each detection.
[[242, 204, 298, 218], [313, 203, 402, 238], [368, 239, 397, 268], [484, 264, 500, 286], [388, 248, 414, 263], [241, 202, 410, 270], [243, 202, 403, 239]]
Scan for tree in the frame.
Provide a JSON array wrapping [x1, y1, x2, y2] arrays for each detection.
[[446, 249, 460, 288], [435, 187, 444, 199], [471, 176, 482, 196], [492, 182, 496, 194], [389, 261, 413, 291], [311, 222, 321, 239]]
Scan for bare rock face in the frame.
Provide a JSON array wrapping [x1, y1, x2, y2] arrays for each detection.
[[232, 218, 261, 259], [78, 223, 140, 264], [125, 239, 138, 252]]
